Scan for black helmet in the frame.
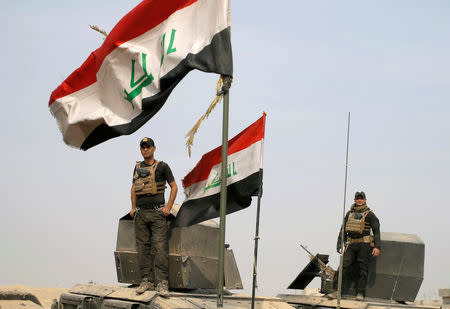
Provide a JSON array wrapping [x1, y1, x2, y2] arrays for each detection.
[[354, 191, 366, 199]]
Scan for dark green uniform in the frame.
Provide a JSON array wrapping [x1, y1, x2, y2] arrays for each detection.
[[133, 161, 174, 285], [337, 203, 380, 296]]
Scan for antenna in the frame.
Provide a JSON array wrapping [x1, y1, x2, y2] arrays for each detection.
[[389, 256, 405, 309], [337, 112, 351, 309]]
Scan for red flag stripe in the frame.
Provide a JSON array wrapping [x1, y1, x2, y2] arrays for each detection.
[[49, 0, 197, 106], [182, 113, 266, 188]]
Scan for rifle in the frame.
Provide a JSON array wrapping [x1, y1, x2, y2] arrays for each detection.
[[300, 244, 335, 281]]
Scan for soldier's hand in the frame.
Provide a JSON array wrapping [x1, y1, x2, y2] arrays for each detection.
[[372, 248, 380, 257], [129, 209, 136, 217], [160, 205, 171, 216], [337, 244, 348, 254]]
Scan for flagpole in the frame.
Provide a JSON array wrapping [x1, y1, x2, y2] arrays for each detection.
[[251, 170, 263, 309], [337, 112, 351, 309], [217, 76, 232, 307]]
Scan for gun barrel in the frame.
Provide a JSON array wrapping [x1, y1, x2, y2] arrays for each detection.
[[300, 244, 314, 257], [300, 244, 333, 275]]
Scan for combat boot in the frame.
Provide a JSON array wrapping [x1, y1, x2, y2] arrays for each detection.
[[356, 293, 365, 301], [136, 278, 154, 294], [156, 280, 170, 298]]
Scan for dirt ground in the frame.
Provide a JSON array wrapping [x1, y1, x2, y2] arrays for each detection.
[[0, 285, 69, 309]]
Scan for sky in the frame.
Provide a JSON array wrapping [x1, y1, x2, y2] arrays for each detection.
[[1, 0, 450, 301]]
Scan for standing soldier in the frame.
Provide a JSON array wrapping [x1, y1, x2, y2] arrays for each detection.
[[336, 191, 381, 300], [130, 137, 178, 297]]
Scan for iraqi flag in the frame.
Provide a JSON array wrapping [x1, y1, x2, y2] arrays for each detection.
[[49, 0, 232, 150], [175, 113, 266, 227]]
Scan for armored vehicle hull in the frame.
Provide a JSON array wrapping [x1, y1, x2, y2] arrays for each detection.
[[57, 283, 294, 309], [278, 293, 439, 309], [52, 213, 293, 308], [114, 213, 242, 290], [0, 289, 44, 309], [282, 232, 434, 309]]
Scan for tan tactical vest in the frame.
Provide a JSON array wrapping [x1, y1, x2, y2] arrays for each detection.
[[133, 161, 167, 195], [345, 210, 371, 234]]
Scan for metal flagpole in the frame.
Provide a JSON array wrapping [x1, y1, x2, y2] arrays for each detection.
[[337, 112, 351, 309], [217, 76, 231, 307], [251, 170, 263, 309]]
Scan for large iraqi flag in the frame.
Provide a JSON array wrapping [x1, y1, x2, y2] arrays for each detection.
[[49, 0, 232, 150], [175, 113, 266, 227]]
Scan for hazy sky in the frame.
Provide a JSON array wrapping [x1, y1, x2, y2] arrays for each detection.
[[2, 0, 449, 300]]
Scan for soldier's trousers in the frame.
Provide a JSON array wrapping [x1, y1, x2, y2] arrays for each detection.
[[134, 209, 168, 284], [342, 242, 372, 295]]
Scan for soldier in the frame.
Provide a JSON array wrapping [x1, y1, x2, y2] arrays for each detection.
[[336, 191, 380, 300], [130, 137, 178, 297]]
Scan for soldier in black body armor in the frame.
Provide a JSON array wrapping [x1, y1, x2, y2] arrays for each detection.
[[130, 137, 178, 297], [337, 191, 380, 300]]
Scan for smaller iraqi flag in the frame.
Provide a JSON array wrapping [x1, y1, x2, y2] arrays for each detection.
[[49, 0, 232, 150], [175, 113, 266, 227]]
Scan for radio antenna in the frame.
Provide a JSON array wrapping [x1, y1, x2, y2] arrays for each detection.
[[337, 112, 351, 309]]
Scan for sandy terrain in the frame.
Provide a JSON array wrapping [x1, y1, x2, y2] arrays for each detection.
[[0, 285, 69, 309]]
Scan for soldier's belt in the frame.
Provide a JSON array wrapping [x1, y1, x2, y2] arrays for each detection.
[[138, 203, 165, 211], [348, 235, 373, 243]]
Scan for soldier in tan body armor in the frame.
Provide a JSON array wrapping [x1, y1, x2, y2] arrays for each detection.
[[130, 137, 178, 297], [336, 191, 380, 300]]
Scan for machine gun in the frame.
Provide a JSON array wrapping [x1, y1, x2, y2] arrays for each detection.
[[300, 244, 336, 294], [300, 245, 335, 279]]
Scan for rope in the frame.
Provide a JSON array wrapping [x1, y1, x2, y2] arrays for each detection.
[[89, 25, 108, 37], [185, 76, 231, 157]]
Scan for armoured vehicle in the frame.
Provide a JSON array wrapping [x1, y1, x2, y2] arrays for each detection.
[[49, 210, 441, 309], [0, 289, 44, 309], [53, 211, 293, 308], [278, 232, 436, 309]]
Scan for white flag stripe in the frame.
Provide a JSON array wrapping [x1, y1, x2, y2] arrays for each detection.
[[259, 139, 265, 169]]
